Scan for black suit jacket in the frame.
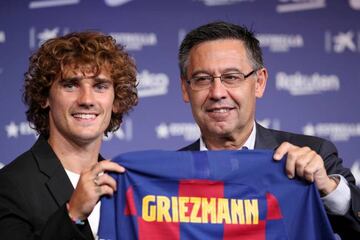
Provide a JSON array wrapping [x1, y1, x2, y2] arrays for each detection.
[[0, 136, 94, 240], [180, 123, 360, 239]]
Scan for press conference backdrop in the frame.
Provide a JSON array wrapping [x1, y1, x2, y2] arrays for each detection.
[[0, 0, 359, 185]]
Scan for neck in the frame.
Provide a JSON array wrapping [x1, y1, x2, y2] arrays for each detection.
[[48, 135, 102, 174], [203, 123, 254, 150]]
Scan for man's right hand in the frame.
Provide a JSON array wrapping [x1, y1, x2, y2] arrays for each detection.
[[67, 160, 125, 221]]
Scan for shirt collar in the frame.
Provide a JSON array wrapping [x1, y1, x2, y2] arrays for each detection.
[[199, 122, 256, 151]]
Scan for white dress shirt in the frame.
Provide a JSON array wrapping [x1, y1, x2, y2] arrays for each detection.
[[65, 169, 100, 239]]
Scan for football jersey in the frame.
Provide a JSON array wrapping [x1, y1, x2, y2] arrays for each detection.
[[98, 150, 335, 240]]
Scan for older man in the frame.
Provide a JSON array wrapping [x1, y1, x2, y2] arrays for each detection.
[[179, 21, 360, 239]]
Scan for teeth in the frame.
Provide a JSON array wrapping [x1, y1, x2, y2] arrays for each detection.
[[212, 109, 229, 113], [73, 113, 96, 119]]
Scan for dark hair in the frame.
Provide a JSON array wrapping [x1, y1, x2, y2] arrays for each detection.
[[178, 21, 264, 78], [23, 31, 138, 137]]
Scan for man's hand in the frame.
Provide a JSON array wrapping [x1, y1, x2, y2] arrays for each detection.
[[67, 160, 125, 221], [273, 142, 338, 196]]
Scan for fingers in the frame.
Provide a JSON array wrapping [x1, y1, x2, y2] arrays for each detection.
[[273, 142, 297, 161], [93, 172, 118, 193], [90, 160, 125, 175], [67, 160, 124, 220], [274, 142, 324, 181]]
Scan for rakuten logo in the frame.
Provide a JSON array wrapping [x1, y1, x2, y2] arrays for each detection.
[[276, 72, 340, 96]]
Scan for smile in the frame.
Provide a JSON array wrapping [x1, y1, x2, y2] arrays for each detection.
[[72, 113, 98, 120], [207, 107, 233, 113]]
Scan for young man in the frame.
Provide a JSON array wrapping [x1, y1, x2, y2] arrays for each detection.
[[179, 21, 360, 238], [0, 32, 138, 239]]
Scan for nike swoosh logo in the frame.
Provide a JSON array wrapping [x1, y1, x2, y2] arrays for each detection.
[[104, 0, 132, 7]]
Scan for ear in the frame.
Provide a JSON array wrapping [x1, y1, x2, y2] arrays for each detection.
[[42, 99, 50, 109], [181, 77, 190, 103], [255, 67, 268, 98], [112, 102, 120, 114]]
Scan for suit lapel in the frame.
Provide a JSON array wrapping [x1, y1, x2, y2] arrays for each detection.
[[254, 123, 280, 150], [31, 136, 74, 206], [31, 136, 95, 239]]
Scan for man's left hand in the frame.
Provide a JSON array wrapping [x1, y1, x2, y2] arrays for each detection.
[[273, 142, 338, 196]]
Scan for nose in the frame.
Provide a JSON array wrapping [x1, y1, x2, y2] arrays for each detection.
[[77, 85, 95, 108], [208, 77, 227, 100]]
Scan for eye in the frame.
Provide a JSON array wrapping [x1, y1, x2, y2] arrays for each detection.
[[94, 82, 111, 92], [192, 76, 212, 84], [61, 81, 78, 91], [222, 73, 241, 82]]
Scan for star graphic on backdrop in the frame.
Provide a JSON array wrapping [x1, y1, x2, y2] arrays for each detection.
[[5, 121, 19, 138], [156, 123, 169, 139]]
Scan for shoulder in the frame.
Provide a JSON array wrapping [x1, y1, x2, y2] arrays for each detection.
[[259, 125, 336, 152], [178, 139, 200, 151], [0, 149, 38, 184]]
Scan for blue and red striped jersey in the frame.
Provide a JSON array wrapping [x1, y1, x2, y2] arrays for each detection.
[[98, 150, 335, 240]]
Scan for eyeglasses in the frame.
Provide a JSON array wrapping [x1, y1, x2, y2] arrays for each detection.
[[186, 69, 257, 91]]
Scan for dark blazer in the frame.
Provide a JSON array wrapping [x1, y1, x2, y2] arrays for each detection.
[[0, 136, 94, 240], [180, 123, 360, 239]]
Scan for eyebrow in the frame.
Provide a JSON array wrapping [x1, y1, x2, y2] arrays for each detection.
[[59, 76, 112, 84], [191, 68, 242, 77]]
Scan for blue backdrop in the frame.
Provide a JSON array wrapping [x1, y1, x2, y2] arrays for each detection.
[[0, 0, 359, 186]]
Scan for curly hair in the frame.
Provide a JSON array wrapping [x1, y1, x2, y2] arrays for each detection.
[[179, 21, 264, 79], [23, 31, 138, 137]]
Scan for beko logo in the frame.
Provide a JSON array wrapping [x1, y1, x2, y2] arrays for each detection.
[[137, 70, 169, 98]]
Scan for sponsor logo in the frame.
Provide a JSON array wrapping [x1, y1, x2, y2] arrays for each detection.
[[110, 32, 157, 51], [138, 70, 169, 98], [0, 31, 5, 43], [103, 118, 133, 141], [196, 0, 253, 6], [275, 71, 340, 96], [349, 0, 360, 10], [325, 30, 360, 53], [156, 122, 200, 141], [303, 123, 360, 141], [276, 0, 326, 13], [256, 33, 304, 52], [29, 27, 70, 49], [257, 118, 281, 130], [5, 121, 37, 139], [0, 162, 4, 169], [351, 161, 360, 186], [104, 0, 132, 7], [29, 0, 80, 9]]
